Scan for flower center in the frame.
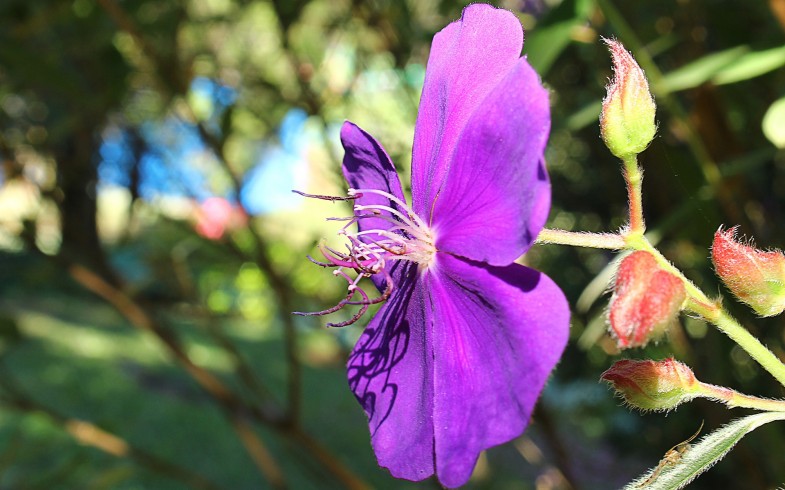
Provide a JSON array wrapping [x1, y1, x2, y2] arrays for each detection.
[[344, 187, 436, 270], [293, 188, 435, 327]]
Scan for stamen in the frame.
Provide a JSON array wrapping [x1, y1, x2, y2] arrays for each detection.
[[354, 203, 422, 233], [353, 212, 432, 242], [349, 188, 429, 231], [293, 187, 435, 327], [292, 190, 359, 202], [354, 229, 409, 246]]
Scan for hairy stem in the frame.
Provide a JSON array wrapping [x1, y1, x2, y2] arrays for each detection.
[[698, 382, 785, 412], [539, 226, 785, 387], [536, 229, 626, 249], [692, 302, 785, 388], [629, 237, 785, 387], [622, 155, 645, 234]]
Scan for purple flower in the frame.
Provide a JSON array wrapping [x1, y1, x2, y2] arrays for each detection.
[[298, 4, 569, 487]]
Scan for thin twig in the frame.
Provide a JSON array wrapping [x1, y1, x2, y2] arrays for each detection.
[[96, 3, 371, 487], [99, 0, 302, 430], [170, 240, 280, 405], [57, 256, 288, 489], [181, 102, 303, 425]]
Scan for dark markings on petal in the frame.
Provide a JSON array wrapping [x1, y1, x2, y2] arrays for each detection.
[[347, 261, 418, 434]]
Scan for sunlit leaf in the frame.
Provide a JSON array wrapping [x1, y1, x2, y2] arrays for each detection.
[[523, 0, 593, 75], [713, 45, 785, 85], [623, 412, 785, 490], [763, 96, 785, 149], [658, 46, 748, 93], [565, 100, 602, 131], [658, 44, 785, 94]]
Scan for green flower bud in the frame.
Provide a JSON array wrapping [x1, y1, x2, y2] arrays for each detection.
[[600, 39, 657, 159], [601, 358, 699, 412], [712, 226, 785, 316]]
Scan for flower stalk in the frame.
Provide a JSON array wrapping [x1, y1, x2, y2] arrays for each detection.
[[630, 238, 785, 388], [535, 229, 626, 249], [538, 227, 785, 388], [623, 155, 645, 234], [602, 357, 785, 412], [689, 302, 785, 388], [697, 382, 785, 412]]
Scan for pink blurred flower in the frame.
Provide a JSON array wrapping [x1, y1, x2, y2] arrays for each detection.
[[194, 197, 247, 240]]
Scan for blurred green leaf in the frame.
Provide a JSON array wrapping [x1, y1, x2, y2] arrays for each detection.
[[566, 100, 602, 131], [762, 96, 785, 148], [658, 45, 748, 93], [659, 44, 785, 93], [714, 45, 785, 85], [523, 0, 593, 75]]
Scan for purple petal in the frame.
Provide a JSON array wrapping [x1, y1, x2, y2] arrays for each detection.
[[431, 57, 551, 265], [411, 4, 525, 218], [428, 253, 569, 488], [341, 120, 408, 239], [347, 261, 435, 482]]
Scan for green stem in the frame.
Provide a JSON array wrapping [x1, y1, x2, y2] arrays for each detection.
[[536, 229, 626, 249], [539, 228, 785, 387], [698, 382, 785, 412], [628, 237, 785, 388], [693, 304, 785, 388], [623, 155, 645, 234]]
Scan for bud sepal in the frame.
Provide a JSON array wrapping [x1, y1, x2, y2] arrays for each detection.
[[601, 358, 699, 412], [609, 251, 686, 349], [600, 39, 657, 159], [711, 226, 785, 317]]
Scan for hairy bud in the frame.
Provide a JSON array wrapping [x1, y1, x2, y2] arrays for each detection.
[[600, 39, 657, 159], [601, 358, 698, 411], [712, 227, 785, 317], [609, 251, 686, 349]]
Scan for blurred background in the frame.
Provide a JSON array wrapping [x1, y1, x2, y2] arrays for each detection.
[[2, 0, 785, 488]]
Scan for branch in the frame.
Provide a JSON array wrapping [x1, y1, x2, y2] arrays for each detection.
[[59, 257, 289, 489]]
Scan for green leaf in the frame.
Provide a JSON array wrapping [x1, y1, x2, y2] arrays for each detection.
[[623, 412, 785, 490], [713, 45, 785, 85], [658, 46, 748, 93], [523, 0, 593, 75], [524, 20, 574, 74], [658, 45, 785, 94], [565, 100, 602, 131], [762, 96, 785, 149]]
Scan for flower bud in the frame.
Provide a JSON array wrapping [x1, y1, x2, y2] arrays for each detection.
[[600, 39, 657, 159], [609, 251, 686, 349], [601, 358, 699, 411], [711, 227, 785, 317]]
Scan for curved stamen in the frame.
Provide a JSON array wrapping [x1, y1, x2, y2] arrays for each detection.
[[306, 255, 334, 268], [354, 203, 422, 233], [293, 291, 354, 317], [349, 188, 430, 231], [292, 190, 359, 202], [294, 186, 435, 326], [345, 269, 394, 306], [354, 229, 408, 246], [352, 214, 432, 242], [326, 288, 370, 328]]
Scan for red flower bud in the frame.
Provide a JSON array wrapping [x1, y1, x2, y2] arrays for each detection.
[[601, 358, 698, 411], [712, 226, 785, 317], [609, 251, 686, 349], [600, 39, 657, 159]]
